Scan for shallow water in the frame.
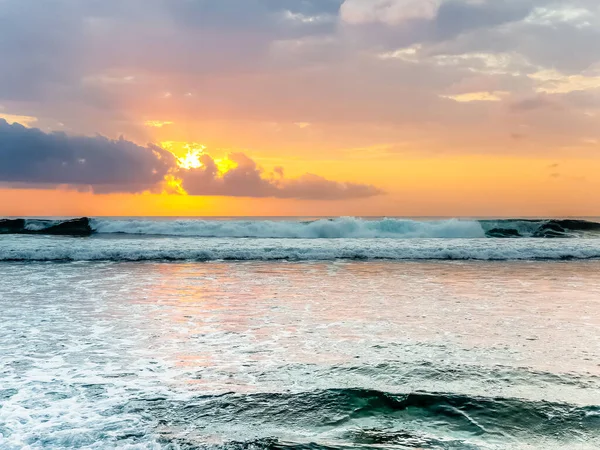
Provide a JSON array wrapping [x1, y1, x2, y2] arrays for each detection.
[[1, 260, 599, 449]]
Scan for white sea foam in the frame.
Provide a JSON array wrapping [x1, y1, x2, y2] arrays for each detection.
[[91, 218, 488, 239], [2, 236, 600, 261], [1, 261, 600, 449]]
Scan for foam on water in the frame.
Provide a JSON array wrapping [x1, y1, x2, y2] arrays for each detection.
[[3, 235, 600, 261], [91, 217, 490, 239], [3, 217, 600, 238], [1, 261, 600, 449]]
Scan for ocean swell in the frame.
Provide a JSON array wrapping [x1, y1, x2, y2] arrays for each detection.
[[2, 217, 600, 238], [3, 237, 600, 261], [129, 388, 600, 448]]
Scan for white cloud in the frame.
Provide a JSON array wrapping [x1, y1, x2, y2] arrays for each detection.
[[431, 51, 532, 76], [378, 45, 422, 62], [0, 113, 38, 127], [530, 70, 600, 94], [82, 75, 135, 86], [441, 91, 509, 102], [525, 6, 596, 28], [145, 120, 174, 128], [282, 11, 332, 25], [340, 0, 442, 25]]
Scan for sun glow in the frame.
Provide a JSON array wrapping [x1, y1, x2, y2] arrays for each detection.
[[163, 174, 187, 195], [145, 120, 174, 128], [177, 149, 204, 170], [161, 141, 241, 176], [0, 113, 39, 126], [214, 158, 238, 175], [162, 141, 206, 169]]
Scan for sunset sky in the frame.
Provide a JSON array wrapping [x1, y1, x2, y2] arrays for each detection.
[[1, 0, 599, 217]]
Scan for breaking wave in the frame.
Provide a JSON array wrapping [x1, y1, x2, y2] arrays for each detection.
[[2, 217, 600, 238], [3, 217, 600, 261]]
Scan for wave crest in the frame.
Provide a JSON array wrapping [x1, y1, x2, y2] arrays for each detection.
[[2, 217, 600, 239], [91, 217, 488, 239]]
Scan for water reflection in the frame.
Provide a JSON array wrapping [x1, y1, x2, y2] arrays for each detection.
[[2, 261, 600, 448], [114, 261, 600, 383]]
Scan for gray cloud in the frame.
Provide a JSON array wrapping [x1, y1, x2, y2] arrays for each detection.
[[161, 0, 342, 31], [434, 0, 534, 41], [510, 95, 562, 112], [426, 2, 600, 73], [0, 119, 176, 193], [0, 119, 382, 199], [0, 0, 342, 104], [340, 0, 537, 51], [1, 0, 599, 158], [0, 0, 84, 102], [180, 152, 383, 200]]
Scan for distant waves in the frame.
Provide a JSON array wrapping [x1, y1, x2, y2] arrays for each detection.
[[2, 217, 600, 238]]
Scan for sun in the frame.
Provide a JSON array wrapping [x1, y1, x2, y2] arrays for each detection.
[[162, 141, 206, 170], [177, 147, 204, 170]]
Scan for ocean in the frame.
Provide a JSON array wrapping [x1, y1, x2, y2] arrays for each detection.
[[1, 217, 599, 449]]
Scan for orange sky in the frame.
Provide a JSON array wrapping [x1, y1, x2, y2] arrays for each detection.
[[1, 153, 598, 217], [1, 0, 599, 217]]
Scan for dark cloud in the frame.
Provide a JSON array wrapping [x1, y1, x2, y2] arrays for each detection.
[[180, 152, 383, 200], [0, 119, 176, 193], [0, 120, 382, 199]]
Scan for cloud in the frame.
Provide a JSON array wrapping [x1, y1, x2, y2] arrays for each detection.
[[442, 91, 508, 102], [0, 113, 39, 126], [179, 151, 383, 200], [529, 70, 600, 94], [434, 0, 534, 41], [1, 0, 600, 158], [341, 0, 441, 25], [0, 120, 382, 199], [145, 120, 174, 128], [0, 119, 176, 193], [427, 4, 600, 74], [510, 95, 562, 112]]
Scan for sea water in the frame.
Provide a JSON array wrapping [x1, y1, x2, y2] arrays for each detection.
[[1, 218, 599, 449]]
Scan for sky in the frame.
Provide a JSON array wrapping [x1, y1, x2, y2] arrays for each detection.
[[1, 0, 599, 217]]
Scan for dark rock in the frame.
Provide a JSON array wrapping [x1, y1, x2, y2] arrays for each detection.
[[41, 218, 93, 236], [0, 218, 26, 234], [0, 217, 93, 236]]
